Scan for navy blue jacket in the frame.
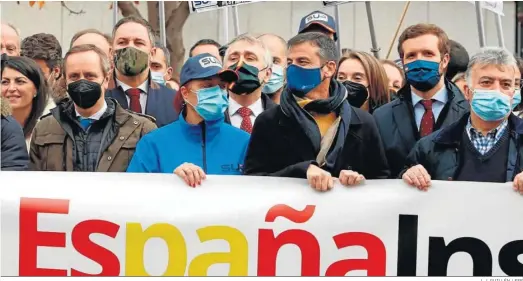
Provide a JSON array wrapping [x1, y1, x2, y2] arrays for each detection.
[[373, 80, 469, 178], [127, 113, 250, 174], [1, 114, 29, 171], [400, 113, 523, 182], [106, 72, 178, 128]]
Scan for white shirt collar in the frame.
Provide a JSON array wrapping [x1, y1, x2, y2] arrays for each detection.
[[411, 85, 448, 106], [116, 78, 149, 94], [229, 96, 264, 117], [75, 100, 107, 120]]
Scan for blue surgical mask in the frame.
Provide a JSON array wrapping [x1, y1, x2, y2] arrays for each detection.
[[513, 89, 521, 110], [404, 60, 441, 92], [471, 89, 511, 121], [263, 64, 285, 94], [186, 86, 228, 121], [286, 64, 323, 97], [151, 71, 166, 85]]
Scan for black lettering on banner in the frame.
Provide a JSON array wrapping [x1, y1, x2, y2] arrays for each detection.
[[397, 214, 418, 276], [428, 237, 493, 276], [498, 240, 523, 276]]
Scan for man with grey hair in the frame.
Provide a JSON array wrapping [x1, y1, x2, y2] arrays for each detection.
[[244, 32, 390, 191], [1, 22, 21, 56], [401, 47, 523, 194], [106, 15, 177, 128], [150, 44, 174, 87], [222, 33, 276, 133], [29, 44, 156, 172]]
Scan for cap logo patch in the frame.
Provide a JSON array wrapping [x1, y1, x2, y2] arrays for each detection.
[[199, 56, 221, 68], [305, 13, 328, 24]]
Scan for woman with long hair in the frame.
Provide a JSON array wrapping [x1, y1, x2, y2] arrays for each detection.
[[337, 51, 390, 113], [1, 56, 50, 148]]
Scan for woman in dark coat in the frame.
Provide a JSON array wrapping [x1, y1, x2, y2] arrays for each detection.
[[1, 97, 29, 171]]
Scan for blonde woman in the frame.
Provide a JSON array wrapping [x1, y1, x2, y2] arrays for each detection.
[[337, 50, 390, 114]]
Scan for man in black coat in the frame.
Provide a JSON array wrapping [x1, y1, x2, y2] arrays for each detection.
[[401, 47, 523, 193], [244, 32, 390, 191], [373, 23, 469, 178], [1, 97, 28, 171]]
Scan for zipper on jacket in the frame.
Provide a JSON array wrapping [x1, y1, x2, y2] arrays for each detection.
[[201, 122, 207, 173]]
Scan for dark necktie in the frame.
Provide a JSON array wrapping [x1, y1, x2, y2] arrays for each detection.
[[237, 107, 253, 134], [126, 88, 142, 113], [420, 99, 435, 138]]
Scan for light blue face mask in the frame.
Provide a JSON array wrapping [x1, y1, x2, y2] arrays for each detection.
[[513, 89, 521, 110], [151, 71, 166, 85], [187, 85, 228, 121], [471, 89, 511, 121], [263, 64, 285, 94]]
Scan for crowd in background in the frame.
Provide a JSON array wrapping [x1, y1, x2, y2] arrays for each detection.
[[2, 9, 523, 194]]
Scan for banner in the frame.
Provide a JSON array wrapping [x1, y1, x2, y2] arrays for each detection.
[[469, 1, 504, 16], [323, 1, 353, 6], [190, 1, 261, 13], [1, 172, 522, 276]]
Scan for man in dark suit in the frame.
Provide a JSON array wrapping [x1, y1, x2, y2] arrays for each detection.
[[373, 23, 469, 178], [105, 15, 177, 128], [244, 32, 389, 191], [222, 34, 277, 133]]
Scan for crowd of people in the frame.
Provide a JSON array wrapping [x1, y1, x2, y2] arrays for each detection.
[[1, 10, 523, 194]]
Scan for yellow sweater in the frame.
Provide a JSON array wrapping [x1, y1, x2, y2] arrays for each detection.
[[297, 99, 337, 137]]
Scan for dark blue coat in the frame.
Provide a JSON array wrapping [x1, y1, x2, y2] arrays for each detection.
[[373, 80, 469, 178], [400, 113, 523, 182], [106, 73, 178, 128], [1, 114, 29, 171]]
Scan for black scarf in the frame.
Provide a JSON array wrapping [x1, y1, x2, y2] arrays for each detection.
[[280, 79, 351, 169]]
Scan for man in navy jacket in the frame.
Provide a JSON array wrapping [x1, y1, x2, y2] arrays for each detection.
[[105, 15, 177, 128]]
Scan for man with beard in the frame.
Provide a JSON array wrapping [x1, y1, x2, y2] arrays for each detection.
[[29, 44, 156, 172], [106, 16, 177, 128], [222, 34, 277, 133], [244, 32, 389, 191], [373, 23, 469, 178]]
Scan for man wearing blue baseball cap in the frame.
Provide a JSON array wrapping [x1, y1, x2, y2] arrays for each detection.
[[127, 53, 251, 187], [298, 10, 338, 41]]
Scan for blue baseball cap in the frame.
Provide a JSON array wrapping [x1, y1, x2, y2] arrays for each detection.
[[298, 11, 338, 41], [180, 53, 238, 86]]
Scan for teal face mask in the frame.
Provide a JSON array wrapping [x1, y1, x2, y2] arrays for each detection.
[[263, 64, 285, 94], [513, 89, 521, 110], [471, 89, 511, 121], [151, 71, 166, 85], [186, 86, 228, 121]]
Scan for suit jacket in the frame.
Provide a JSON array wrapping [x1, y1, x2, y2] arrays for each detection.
[[372, 80, 470, 178], [106, 72, 178, 128]]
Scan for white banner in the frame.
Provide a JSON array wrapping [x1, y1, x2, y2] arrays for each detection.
[[1, 172, 522, 277], [323, 1, 353, 7], [469, 1, 504, 16], [190, 1, 261, 13]]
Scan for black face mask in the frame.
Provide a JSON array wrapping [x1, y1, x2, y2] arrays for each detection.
[[342, 80, 369, 108], [67, 79, 103, 109], [228, 61, 264, 95]]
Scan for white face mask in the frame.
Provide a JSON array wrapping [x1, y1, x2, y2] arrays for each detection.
[[151, 71, 166, 85]]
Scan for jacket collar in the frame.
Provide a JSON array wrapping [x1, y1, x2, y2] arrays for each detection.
[[433, 113, 523, 145], [112, 70, 160, 91], [178, 110, 224, 141], [1, 97, 11, 117], [52, 98, 124, 125]]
